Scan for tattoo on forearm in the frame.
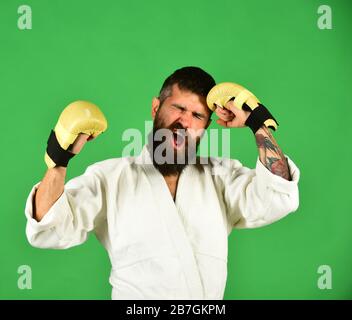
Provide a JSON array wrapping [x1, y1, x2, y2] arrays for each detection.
[[255, 127, 291, 181]]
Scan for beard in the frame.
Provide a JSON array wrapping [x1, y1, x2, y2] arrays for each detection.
[[148, 114, 201, 176]]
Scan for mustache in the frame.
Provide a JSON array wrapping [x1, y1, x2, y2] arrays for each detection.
[[167, 122, 186, 132], [153, 122, 188, 141]]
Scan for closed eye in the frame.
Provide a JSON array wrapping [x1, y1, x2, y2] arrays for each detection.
[[193, 112, 204, 120], [172, 104, 205, 120], [173, 104, 185, 111]]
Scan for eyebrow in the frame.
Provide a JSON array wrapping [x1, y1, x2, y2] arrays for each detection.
[[171, 103, 207, 118]]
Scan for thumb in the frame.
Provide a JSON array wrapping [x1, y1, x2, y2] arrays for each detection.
[[69, 133, 90, 154]]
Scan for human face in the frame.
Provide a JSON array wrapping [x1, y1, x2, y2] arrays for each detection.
[[149, 84, 211, 175], [152, 83, 211, 130]]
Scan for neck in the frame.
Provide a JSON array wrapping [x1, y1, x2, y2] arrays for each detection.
[[163, 173, 180, 182], [163, 173, 180, 201]]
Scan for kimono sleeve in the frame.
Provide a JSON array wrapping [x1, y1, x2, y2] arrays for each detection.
[[221, 155, 300, 229], [25, 165, 107, 249]]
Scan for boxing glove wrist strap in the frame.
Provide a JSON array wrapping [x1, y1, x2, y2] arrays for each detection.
[[46, 130, 75, 167], [244, 104, 278, 134]]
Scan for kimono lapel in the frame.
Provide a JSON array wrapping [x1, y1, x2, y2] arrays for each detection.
[[136, 146, 204, 299]]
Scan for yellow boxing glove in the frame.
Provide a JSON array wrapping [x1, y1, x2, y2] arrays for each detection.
[[45, 101, 108, 168], [206, 82, 278, 133]]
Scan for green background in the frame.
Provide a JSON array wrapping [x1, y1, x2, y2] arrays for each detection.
[[0, 0, 351, 299]]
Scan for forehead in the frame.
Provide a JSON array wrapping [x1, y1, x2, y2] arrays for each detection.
[[164, 84, 209, 114]]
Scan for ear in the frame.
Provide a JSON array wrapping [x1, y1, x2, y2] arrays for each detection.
[[151, 97, 160, 119]]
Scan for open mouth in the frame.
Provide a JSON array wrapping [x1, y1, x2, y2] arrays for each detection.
[[172, 130, 186, 149]]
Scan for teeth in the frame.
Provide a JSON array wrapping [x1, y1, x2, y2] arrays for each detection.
[[173, 131, 185, 145], [173, 129, 186, 137]]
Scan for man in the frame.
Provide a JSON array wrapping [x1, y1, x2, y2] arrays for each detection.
[[25, 66, 300, 299]]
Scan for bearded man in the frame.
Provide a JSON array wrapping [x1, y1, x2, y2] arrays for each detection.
[[25, 66, 300, 299]]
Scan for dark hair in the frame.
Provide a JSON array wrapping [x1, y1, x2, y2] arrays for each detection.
[[158, 66, 216, 107]]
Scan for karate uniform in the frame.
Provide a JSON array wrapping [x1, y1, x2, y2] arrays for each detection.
[[25, 145, 300, 299]]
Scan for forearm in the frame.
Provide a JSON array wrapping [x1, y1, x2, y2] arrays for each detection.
[[255, 126, 291, 181], [34, 167, 67, 221]]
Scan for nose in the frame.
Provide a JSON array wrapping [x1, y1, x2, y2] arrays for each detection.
[[178, 111, 192, 129]]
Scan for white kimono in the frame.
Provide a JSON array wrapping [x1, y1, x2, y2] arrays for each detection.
[[25, 145, 300, 299]]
